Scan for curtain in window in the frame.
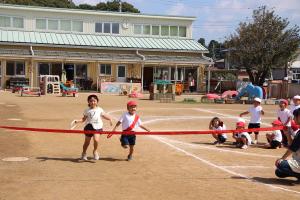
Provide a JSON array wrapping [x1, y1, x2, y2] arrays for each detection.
[[36, 19, 46, 29], [61, 20, 71, 31], [0, 16, 11, 27], [48, 19, 59, 30], [12, 17, 24, 28], [72, 21, 83, 32]]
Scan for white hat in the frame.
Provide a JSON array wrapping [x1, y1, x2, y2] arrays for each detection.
[[254, 97, 262, 103], [293, 95, 300, 100], [237, 118, 246, 123]]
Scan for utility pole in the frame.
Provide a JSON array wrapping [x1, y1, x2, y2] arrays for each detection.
[[118, 0, 122, 12]]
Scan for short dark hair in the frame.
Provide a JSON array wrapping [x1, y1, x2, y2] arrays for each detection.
[[293, 108, 300, 118], [87, 94, 99, 102]]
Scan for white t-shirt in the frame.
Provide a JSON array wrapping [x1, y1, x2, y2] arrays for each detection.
[[212, 124, 227, 139], [272, 130, 282, 142], [277, 108, 291, 127], [237, 132, 252, 145], [248, 106, 263, 123], [290, 104, 300, 115], [83, 107, 105, 129], [119, 112, 142, 131]]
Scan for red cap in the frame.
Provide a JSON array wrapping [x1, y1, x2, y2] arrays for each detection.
[[127, 101, 137, 107], [236, 121, 245, 127], [279, 99, 288, 105], [272, 120, 282, 126]]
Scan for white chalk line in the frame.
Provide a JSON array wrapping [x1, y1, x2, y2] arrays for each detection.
[[220, 166, 272, 169], [150, 135, 300, 195], [6, 118, 22, 121]]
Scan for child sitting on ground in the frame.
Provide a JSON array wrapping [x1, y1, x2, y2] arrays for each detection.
[[265, 120, 283, 149], [233, 121, 252, 149], [209, 117, 227, 145]]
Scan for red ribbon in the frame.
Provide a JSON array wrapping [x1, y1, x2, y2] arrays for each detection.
[[0, 125, 284, 135]]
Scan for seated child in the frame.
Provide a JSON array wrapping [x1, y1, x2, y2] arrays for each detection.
[[265, 120, 283, 149], [209, 117, 227, 145], [233, 121, 252, 149]]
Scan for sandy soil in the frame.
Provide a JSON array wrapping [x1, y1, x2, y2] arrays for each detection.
[[0, 91, 299, 200]]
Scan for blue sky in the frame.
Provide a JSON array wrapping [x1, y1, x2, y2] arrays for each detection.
[[73, 0, 300, 45]]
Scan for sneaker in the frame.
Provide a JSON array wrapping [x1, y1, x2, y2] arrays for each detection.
[[127, 154, 132, 161], [252, 140, 258, 145], [241, 145, 248, 149], [81, 153, 88, 161], [93, 151, 100, 160]]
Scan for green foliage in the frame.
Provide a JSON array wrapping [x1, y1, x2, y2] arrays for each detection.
[[207, 40, 225, 61], [225, 6, 300, 86], [198, 38, 206, 47], [0, 0, 140, 13]]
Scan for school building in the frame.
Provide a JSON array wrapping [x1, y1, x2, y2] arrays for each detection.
[[0, 3, 212, 92]]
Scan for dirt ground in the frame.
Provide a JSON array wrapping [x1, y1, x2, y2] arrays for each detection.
[[0, 91, 299, 200]]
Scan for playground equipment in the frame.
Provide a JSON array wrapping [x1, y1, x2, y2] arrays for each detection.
[[60, 83, 78, 97], [40, 75, 60, 95], [236, 83, 263, 100], [149, 80, 175, 101], [201, 90, 238, 103], [21, 87, 41, 97]]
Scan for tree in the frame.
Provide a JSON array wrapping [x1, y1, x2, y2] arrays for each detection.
[[225, 6, 300, 86], [77, 4, 95, 10], [0, 0, 76, 8], [207, 40, 225, 61], [198, 38, 206, 47], [96, 0, 140, 13]]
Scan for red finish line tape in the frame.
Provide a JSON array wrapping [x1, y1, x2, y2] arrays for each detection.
[[0, 125, 283, 135]]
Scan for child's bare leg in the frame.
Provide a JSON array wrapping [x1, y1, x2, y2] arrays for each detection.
[[212, 134, 218, 140], [255, 133, 258, 141], [266, 134, 272, 143], [284, 130, 293, 146], [122, 145, 129, 149], [240, 137, 247, 145], [129, 145, 134, 156], [82, 136, 92, 154], [93, 134, 100, 152]]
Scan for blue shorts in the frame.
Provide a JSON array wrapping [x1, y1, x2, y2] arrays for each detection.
[[120, 134, 136, 146], [84, 124, 102, 137]]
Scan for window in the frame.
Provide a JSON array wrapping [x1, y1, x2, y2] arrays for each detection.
[[112, 23, 119, 34], [100, 64, 112, 75], [75, 64, 87, 78], [72, 21, 83, 32], [170, 26, 178, 37], [161, 26, 169, 36], [104, 23, 111, 33], [143, 25, 151, 35], [12, 17, 24, 28], [38, 63, 50, 75], [152, 25, 159, 35], [95, 23, 102, 33], [60, 20, 71, 31], [179, 26, 187, 37], [134, 24, 142, 34], [0, 16, 11, 27], [48, 19, 59, 30], [36, 18, 47, 30], [6, 61, 25, 76]]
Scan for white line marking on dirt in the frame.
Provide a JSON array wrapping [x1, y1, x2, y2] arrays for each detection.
[[150, 135, 300, 195], [160, 137, 278, 158], [6, 118, 22, 121], [6, 104, 16, 107], [220, 166, 272, 169], [0, 102, 5, 105]]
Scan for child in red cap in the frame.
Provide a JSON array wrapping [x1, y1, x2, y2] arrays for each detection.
[[112, 101, 150, 161], [232, 121, 252, 149], [277, 99, 292, 146], [265, 120, 283, 149]]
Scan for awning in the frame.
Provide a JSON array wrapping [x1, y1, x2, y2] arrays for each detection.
[[0, 29, 207, 53]]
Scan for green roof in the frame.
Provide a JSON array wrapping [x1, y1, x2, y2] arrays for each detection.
[[0, 29, 207, 52]]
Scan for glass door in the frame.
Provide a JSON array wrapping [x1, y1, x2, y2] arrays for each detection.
[[64, 63, 75, 81], [117, 65, 126, 82]]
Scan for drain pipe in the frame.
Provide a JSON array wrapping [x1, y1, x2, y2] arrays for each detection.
[[29, 46, 35, 88], [136, 50, 145, 92]]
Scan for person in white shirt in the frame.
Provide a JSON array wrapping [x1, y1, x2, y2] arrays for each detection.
[[209, 117, 227, 145], [275, 108, 300, 181], [240, 97, 264, 144], [277, 99, 293, 146], [289, 95, 300, 114], [233, 121, 252, 149], [112, 101, 150, 161], [76, 95, 113, 161], [265, 120, 283, 149]]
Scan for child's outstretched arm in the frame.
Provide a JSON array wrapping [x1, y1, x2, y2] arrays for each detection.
[[140, 125, 150, 132], [239, 111, 249, 117], [261, 110, 265, 115], [112, 121, 121, 132], [75, 116, 87, 124], [102, 114, 113, 126]]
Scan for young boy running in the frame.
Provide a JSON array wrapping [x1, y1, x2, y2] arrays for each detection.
[[112, 101, 150, 161]]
